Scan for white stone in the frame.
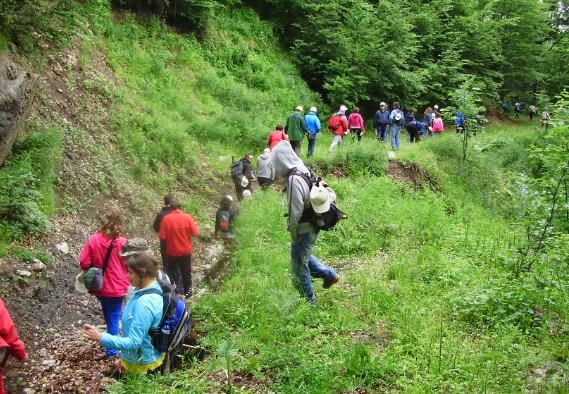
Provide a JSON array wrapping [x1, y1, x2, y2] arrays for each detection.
[[16, 270, 32, 277], [55, 242, 69, 254]]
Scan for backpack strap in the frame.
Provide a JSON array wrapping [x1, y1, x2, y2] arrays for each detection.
[[139, 286, 168, 331], [95, 238, 115, 274], [288, 168, 313, 189]]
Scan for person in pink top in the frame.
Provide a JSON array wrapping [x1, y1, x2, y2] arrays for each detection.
[[432, 113, 444, 134], [347, 107, 366, 141], [80, 210, 129, 357]]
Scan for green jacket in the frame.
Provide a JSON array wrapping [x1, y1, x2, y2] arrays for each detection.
[[285, 112, 308, 142]]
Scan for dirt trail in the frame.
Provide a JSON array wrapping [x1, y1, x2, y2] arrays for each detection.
[[1, 211, 232, 393]]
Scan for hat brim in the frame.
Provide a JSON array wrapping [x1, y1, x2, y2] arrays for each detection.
[[312, 199, 330, 214], [119, 249, 153, 257], [75, 272, 88, 294]]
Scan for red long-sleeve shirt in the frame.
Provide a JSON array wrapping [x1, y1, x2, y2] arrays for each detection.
[[159, 209, 199, 256], [0, 298, 27, 394]]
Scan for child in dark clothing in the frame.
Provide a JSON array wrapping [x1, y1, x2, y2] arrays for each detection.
[[215, 196, 238, 242]]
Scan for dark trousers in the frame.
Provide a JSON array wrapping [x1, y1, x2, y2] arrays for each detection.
[[351, 128, 363, 141], [164, 254, 192, 296], [376, 124, 388, 141], [290, 140, 302, 155], [258, 177, 272, 188], [234, 182, 251, 201], [408, 128, 419, 143]]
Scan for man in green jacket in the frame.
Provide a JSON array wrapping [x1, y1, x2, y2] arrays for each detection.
[[285, 105, 308, 155]]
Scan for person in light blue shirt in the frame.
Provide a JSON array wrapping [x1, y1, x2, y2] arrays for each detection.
[[304, 106, 321, 157], [83, 253, 165, 374]]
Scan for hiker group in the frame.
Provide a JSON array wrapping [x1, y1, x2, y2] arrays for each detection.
[[501, 101, 552, 130]]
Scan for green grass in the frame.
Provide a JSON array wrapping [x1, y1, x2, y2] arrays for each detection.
[[111, 126, 567, 392]]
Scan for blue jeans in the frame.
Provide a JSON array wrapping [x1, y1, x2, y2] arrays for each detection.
[[307, 135, 317, 157], [391, 126, 402, 149], [96, 296, 124, 356], [290, 229, 338, 304]]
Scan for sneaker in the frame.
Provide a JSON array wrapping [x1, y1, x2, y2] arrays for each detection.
[[323, 275, 340, 289]]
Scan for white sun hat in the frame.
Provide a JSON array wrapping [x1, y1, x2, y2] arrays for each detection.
[[75, 272, 88, 294], [240, 176, 249, 187], [310, 185, 336, 214]]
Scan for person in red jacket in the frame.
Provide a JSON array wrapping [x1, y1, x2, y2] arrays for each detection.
[[79, 210, 129, 357], [0, 297, 27, 394], [159, 198, 199, 298], [267, 124, 288, 150], [328, 105, 349, 152]]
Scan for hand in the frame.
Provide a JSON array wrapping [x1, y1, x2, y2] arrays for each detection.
[[83, 324, 102, 343]]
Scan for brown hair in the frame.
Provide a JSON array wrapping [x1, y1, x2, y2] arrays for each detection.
[[275, 124, 284, 131], [353, 107, 360, 113], [99, 209, 125, 237], [125, 253, 159, 280], [424, 107, 432, 115], [393, 102, 400, 109]]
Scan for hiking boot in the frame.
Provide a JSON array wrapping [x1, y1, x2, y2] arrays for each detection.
[[323, 274, 340, 289]]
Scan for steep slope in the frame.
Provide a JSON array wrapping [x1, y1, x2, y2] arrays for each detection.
[[0, 3, 320, 392]]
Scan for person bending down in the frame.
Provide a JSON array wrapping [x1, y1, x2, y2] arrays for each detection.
[[83, 253, 165, 375]]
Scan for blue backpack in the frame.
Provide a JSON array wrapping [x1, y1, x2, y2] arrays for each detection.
[[141, 282, 190, 352]]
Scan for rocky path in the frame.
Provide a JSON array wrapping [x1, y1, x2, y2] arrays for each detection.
[[1, 215, 231, 393]]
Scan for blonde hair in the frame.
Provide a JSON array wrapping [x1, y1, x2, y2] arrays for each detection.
[[99, 209, 125, 237]]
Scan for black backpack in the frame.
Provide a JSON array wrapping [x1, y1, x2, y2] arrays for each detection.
[[230, 160, 244, 179], [289, 169, 346, 231]]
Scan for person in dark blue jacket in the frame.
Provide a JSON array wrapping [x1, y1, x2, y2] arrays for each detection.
[[373, 102, 390, 142], [454, 112, 465, 134]]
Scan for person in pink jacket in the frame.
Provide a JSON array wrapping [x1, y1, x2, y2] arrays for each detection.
[[432, 113, 444, 134], [347, 107, 366, 141], [80, 210, 129, 357]]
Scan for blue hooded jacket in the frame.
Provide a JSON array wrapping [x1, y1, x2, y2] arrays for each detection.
[[305, 111, 321, 135], [100, 282, 163, 366]]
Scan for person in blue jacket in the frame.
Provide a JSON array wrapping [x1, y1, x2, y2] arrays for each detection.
[[83, 253, 165, 374], [305, 107, 321, 157], [454, 112, 465, 134]]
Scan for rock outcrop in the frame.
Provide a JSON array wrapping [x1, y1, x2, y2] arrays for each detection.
[[0, 50, 35, 167]]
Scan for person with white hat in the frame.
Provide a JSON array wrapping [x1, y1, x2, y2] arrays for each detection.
[[304, 106, 321, 157], [270, 141, 340, 305], [285, 105, 308, 155], [231, 153, 254, 201], [373, 102, 390, 142], [328, 105, 349, 152]]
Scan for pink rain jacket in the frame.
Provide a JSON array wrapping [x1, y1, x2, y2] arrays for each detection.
[[80, 232, 129, 297]]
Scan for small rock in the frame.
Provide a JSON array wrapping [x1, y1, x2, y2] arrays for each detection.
[[56, 88, 63, 93], [387, 151, 396, 160], [23, 388, 35, 394], [66, 54, 77, 68], [16, 270, 32, 277], [52, 62, 63, 75], [55, 242, 69, 254], [31, 259, 46, 271], [41, 359, 58, 367]]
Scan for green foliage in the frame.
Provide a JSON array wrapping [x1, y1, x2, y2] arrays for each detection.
[[0, 0, 79, 52], [0, 127, 62, 244], [310, 141, 387, 177]]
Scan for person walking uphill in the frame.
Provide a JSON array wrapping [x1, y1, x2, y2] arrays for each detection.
[[256, 148, 275, 188], [373, 102, 390, 142], [305, 107, 321, 157], [389, 102, 405, 150], [159, 198, 199, 298], [79, 210, 129, 357], [328, 105, 349, 152], [348, 107, 365, 141], [270, 141, 340, 305], [267, 124, 288, 150], [231, 153, 254, 201], [0, 297, 28, 394], [285, 106, 308, 155], [153, 194, 175, 268]]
